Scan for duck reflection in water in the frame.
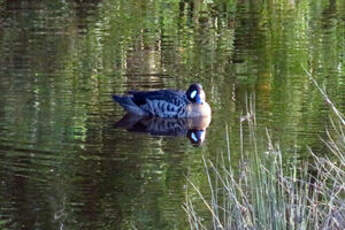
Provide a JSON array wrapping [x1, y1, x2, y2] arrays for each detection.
[[115, 113, 211, 146]]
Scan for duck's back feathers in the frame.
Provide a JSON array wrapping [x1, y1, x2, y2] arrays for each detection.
[[128, 90, 187, 107]]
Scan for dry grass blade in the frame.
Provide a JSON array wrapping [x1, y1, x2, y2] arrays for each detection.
[[185, 88, 345, 229], [302, 65, 345, 126]]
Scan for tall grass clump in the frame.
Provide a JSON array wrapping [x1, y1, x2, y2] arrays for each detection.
[[185, 85, 345, 230]]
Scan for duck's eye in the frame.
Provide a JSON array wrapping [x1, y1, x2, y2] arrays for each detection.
[[190, 90, 197, 99]]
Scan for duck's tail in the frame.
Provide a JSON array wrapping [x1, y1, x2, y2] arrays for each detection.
[[112, 95, 148, 116]]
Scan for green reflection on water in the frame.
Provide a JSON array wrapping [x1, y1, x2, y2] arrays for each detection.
[[0, 0, 344, 229]]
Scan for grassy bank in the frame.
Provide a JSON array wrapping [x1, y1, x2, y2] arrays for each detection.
[[185, 90, 345, 229]]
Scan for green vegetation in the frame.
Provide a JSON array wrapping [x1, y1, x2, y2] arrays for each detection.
[[1, 0, 345, 229], [185, 82, 345, 229]]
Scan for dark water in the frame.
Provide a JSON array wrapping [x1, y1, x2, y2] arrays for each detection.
[[0, 0, 344, 229]]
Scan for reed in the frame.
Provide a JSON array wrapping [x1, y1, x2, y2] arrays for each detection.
[[185, 90, 345, 230]]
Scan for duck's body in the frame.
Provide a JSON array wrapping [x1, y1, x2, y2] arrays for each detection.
[[113, 84, 211, 118]]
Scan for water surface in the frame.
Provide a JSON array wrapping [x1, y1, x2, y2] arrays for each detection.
[[0, 0, 344, 229]]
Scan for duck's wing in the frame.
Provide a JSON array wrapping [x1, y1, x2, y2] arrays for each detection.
[[127, 90, 189, 117], [112, 95, 149, 116], [128, 90, 188, 106]]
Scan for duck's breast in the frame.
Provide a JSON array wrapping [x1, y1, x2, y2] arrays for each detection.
[[186, 103, 212, 117]]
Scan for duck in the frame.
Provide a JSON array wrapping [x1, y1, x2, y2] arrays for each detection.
[[112, 83, 211, 118]]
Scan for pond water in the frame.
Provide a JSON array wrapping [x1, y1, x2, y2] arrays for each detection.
[[0, 0, 344, 229]]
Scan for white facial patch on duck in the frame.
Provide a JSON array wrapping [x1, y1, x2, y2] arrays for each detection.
[[190, 90, 197, 99], [191, 132, 198, 142]]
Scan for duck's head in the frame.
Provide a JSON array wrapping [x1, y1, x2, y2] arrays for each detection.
[[186, 83, 206, 105]]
